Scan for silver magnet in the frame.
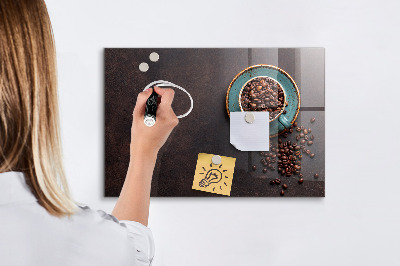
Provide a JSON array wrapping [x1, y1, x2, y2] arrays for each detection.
[[211, 155, 222, 165], [244, 112, 255, 124]]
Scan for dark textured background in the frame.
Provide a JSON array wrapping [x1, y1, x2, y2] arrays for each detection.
[[104, 48, 325, 197]]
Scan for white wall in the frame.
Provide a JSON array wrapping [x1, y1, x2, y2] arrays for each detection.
[[45, 0, 400, 265]]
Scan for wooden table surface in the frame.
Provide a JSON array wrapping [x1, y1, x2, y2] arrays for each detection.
[[104, 48, 325, 197]]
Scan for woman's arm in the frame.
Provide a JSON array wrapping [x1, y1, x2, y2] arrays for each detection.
[[112, 87, 179, 226]]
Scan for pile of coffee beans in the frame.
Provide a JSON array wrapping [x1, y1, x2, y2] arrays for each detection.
[[251, 117, 320, 196], [240, 77, 285, 120]]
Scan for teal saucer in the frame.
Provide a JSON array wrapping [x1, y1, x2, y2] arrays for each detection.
[[226, 65, 300, 137]]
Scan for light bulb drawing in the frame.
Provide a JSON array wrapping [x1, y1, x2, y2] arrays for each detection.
[[198, 163, 229, 191]]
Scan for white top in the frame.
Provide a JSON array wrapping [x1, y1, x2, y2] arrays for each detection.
[[0, 171, 155, 266]]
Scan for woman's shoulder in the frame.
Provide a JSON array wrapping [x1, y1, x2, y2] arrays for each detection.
[[71, 204, 155, 265]]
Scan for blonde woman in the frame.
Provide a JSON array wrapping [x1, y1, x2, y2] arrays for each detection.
[[0, 0, 178, 265]]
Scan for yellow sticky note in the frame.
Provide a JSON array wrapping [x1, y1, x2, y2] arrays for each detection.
[[192, 153, 236, 196]]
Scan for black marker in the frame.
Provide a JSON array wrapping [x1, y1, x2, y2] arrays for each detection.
[[144, 88, 158, 127]]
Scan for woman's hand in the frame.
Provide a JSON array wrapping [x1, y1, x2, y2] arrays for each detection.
[[130, 86, 179, 158], [112, 87, 179, 225]]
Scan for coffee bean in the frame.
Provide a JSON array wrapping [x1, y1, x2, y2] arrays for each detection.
[[307, 141, 313, 145], [306, 150, 311, 155], [298, 178, 304, 184], [262, 168, 267, 173], [299, 173, 303, 178], [308, 128, 312, 133], [300, 133, 304, 138], [304, 135, 309, 140], [300, 139, 306, 144], [275, 178, 281, 184], [301, 126, 305, 130], [296, 127, 301, 132], [270, 180, 275, 185], [314, 173, 319, 179], [261, 159, 265, 164], [280, 190, 285, 196], [282, 184, 288, 189], [310, 135, 314, 140], [296, 135, 300, 141], [259, 151, 265, 156], [252, 165, 257, 171], [310, 153, 315, 158], [311, 117, 316, 123], [303, 129, 308, 135], [293, 122, 298, 127]]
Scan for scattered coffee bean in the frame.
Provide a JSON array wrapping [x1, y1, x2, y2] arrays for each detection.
[[301, 126, 305, 130], [270, 180, 275, 185], [307, 141, 313, 145], [293, 122, 298, 127], [298, 178, 304, 184], [300, 139, 306, 144], [296, 135, 300, 141], [275, 178, 281, 184], [308, 128, 312, 133], [262, 168, 267, 173], [311, 117, 316, 123], [300, 133, 304, 138], [296, 127, 301, 132], [314, 173, 319, 179], [282, 184, 288, 190], [252, 165, 257, 171], [306, 150, 311, 155], [280, 190, 285, 196], [299, 173, 303, 178], [310, 153, 315, 158], [304, 135, 309, 140], [303, 129, 308, 135], [310, 135, 314, 140]]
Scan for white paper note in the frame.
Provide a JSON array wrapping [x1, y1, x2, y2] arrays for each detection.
[[230, 112, 269, 151]]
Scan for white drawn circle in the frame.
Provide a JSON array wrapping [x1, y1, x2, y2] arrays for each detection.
[[143, 80, 193, 119], [149, 52, 159, 62], [139, 62, 149, 72], [212, 155, 222, 165]]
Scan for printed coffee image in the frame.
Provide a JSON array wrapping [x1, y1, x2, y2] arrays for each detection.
[[105, 48, 325, 197], [240, 77, 285, 121]]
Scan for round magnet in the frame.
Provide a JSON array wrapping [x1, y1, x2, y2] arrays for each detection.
[[244, 112, 255, 124], [149, 52, 159, 62], [139, 62, 149, 72], [211, 155, 222, 165]]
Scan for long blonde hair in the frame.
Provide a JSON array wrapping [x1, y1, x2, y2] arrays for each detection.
[[0, 0, 76, 216]]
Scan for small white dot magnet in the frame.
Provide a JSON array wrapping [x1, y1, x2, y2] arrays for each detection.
[[244, 112, 255, 124], [139, 62, 149, 72], [149, 52, 159, 62], [211, 155, 222, 165]]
